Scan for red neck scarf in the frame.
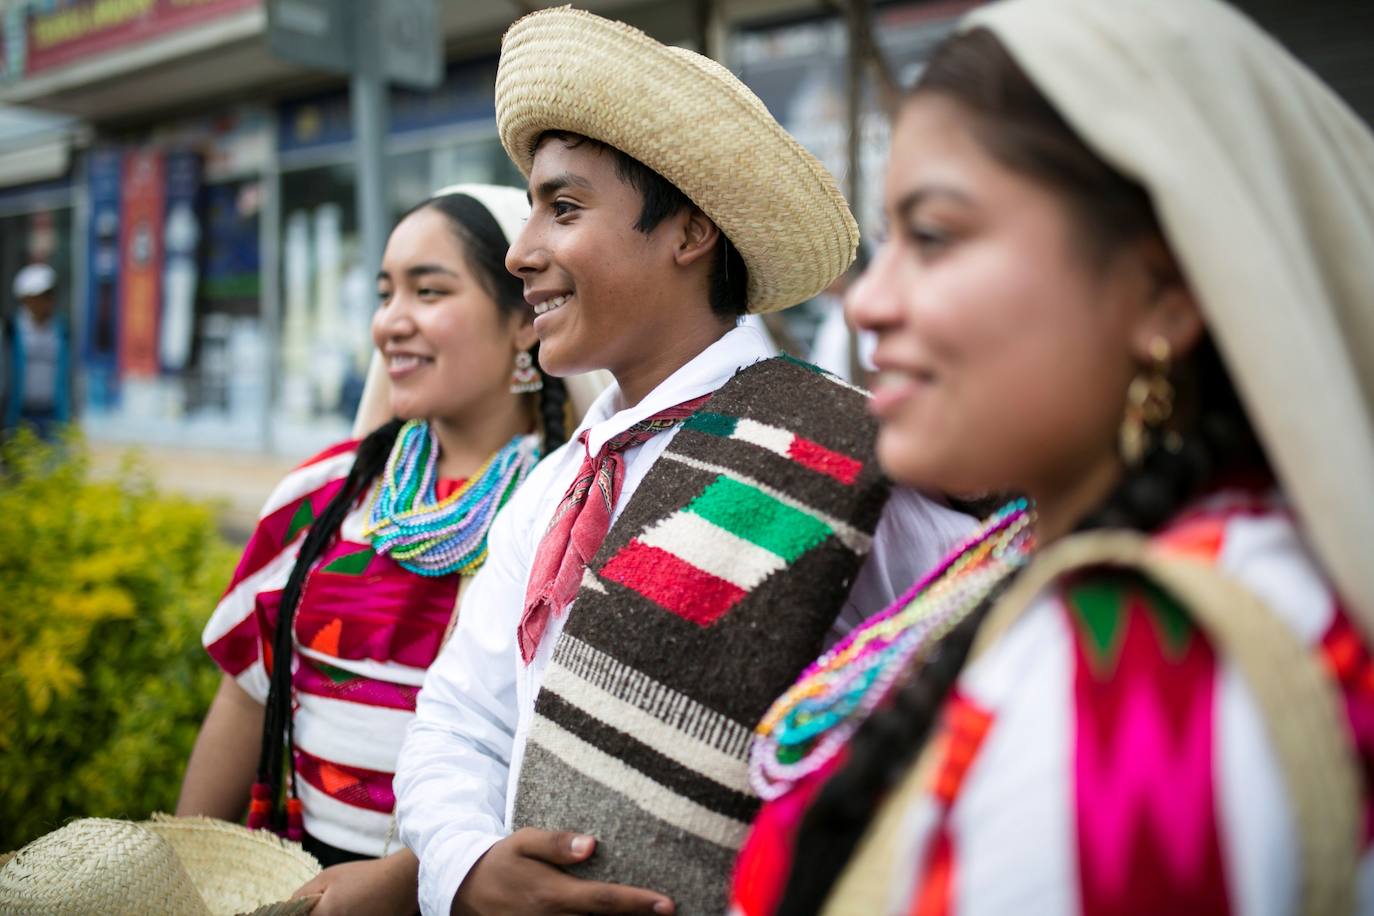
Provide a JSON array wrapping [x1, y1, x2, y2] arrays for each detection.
[[519, 394, 711, 663]]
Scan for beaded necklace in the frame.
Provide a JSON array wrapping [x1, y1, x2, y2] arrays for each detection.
[[363, 419, 541, 577], [749, 499, 1035, 800]]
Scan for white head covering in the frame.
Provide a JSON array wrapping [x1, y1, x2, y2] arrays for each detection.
[[431, 182, 530, 247], [13, 263, 56, 299], [961, 0, 1374, 637], [352, 183, 611, 439]]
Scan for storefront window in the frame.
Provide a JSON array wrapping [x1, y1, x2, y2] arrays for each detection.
[[730, 2, 974, 362], [191, 177, 266, 432]]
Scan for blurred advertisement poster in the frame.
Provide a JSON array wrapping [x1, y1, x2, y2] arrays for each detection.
[[161, 150, 201, 373], [84, 147, 123, 409], [117, 149, 164, 379], [14, 0, 259, 81]]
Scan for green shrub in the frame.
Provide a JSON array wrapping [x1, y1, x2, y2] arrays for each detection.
[[0, 429, 238, 850]]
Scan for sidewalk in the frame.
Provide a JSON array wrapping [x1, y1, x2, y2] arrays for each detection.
[[87, 441, 297, 543]]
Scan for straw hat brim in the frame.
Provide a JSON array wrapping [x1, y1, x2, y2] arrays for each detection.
[[0, 816, 320, 916], [495, 7, 859, 314], [143, 815, 321, 916]]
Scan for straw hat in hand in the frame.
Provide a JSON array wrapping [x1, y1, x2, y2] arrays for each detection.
[[0, 815, 321, 915]]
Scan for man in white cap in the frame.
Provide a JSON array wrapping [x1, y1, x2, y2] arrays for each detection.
[[4, 263, 71, 440], [394, 8, 973, 915]]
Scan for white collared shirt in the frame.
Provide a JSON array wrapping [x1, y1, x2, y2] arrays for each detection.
[[395, 325, 974, 914]]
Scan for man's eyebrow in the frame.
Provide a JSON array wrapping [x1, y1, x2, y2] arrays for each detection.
[[531, 171, 593, 201]]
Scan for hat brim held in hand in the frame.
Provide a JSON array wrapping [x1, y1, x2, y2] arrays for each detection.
[[0, 815, 321, 916]]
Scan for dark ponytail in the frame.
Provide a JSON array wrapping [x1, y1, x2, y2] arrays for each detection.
[[255, 418, 403, 833], [776, 29, 1268, 913]]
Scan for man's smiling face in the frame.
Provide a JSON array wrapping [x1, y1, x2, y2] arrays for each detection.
[[505, 136, 683, 380]]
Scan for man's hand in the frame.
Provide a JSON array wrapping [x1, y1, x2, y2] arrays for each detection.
[[293, 849, 419, 915], [452, 828, 674, 915]]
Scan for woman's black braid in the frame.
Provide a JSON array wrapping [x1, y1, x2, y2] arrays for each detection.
[[535, 351, 569, 451], [256, 419, 403, 827]]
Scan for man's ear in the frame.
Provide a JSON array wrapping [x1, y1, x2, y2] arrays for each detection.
[[673, 207, 721, 268]]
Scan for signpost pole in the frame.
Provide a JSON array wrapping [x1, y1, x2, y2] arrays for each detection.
[[350, 0, 388, 282]]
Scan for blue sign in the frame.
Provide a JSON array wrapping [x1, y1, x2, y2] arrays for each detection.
[[83, 146, 122, 409], [277, 56, 499, 155]]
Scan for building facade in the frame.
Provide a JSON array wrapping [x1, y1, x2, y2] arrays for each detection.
[[0, 0, 1367, 457]]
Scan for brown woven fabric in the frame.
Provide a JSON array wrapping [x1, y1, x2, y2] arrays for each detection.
[[514, 357, 890, 913]]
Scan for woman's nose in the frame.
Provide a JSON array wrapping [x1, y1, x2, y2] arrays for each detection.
[[846, 242, 904, 334]]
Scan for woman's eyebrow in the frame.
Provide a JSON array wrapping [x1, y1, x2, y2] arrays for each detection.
[[404, 264, 461, 279], [893, 184, 975, 221]]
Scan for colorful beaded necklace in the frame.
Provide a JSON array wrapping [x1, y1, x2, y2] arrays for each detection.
[[749, 499, 1035, 800], [363, 419, 541, 577]]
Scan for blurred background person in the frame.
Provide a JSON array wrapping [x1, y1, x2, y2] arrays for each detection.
[[734, 0, 1374, 913], [176, 185, 571, 915], [3, 262, 71, 441]]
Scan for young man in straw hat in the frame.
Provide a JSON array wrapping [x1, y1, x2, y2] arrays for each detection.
[[394, 8, 972, 915]]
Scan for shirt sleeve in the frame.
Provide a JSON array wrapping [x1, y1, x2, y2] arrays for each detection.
[[200, 449, 356, 704], [828, 487, 976, 643], [395, 467, 542, 916]]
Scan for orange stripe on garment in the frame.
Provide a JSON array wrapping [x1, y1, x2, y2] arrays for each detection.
[[910, 827, 955, 916], [1155, 515, 1226, 562]]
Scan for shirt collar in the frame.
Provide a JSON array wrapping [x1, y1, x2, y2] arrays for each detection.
[[573, 323, 775, 455]]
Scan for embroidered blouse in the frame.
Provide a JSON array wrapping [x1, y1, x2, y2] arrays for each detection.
[[730, 488, 1374, 915], [202, 439, 463, 856]]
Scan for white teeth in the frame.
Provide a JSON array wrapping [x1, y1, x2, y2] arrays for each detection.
[[534, 293, 571, 316], [389, 354, 424, 370], [875, 370, 907, 387]]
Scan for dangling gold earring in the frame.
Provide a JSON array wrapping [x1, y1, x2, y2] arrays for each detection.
[[1119, 336, 1174, 468], [510, 349, 543, 394]]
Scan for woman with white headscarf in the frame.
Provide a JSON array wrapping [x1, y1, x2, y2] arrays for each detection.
[[176, 186, 580, 913], [730, 0, 1374, 913]]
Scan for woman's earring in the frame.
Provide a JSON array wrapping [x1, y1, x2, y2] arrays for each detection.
[[510, 349, 543, 394], [1119, 336, 1174, 468]]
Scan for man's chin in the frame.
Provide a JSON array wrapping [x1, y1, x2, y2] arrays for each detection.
[[536, 342, 601, 379]]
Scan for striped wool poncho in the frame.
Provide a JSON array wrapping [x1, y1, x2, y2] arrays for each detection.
[[512, 356, 892, 913]]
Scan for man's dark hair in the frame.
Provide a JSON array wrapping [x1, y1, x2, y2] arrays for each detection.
[[533, 131, 749, 318]]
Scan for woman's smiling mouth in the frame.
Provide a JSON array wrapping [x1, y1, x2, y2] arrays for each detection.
[[386, 352, 433, 379]]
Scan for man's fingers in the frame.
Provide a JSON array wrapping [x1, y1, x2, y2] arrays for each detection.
[[504, 829, 674, 913], [552, 875, 674, 915], [512, 827, 598, 866]]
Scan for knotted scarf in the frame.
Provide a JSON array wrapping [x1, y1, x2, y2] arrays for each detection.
[[519, 393, 711, 662]]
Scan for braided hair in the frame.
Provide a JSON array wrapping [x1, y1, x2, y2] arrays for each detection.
[[775, 30, 1268, 913], [253, 191, 569, 835]]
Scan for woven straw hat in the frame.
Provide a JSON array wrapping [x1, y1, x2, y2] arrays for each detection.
[[495, 6, 859, 314], [0, 815, 321, 916]]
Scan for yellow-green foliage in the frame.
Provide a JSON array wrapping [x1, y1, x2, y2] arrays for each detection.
[[0, 430, 238, 850]]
